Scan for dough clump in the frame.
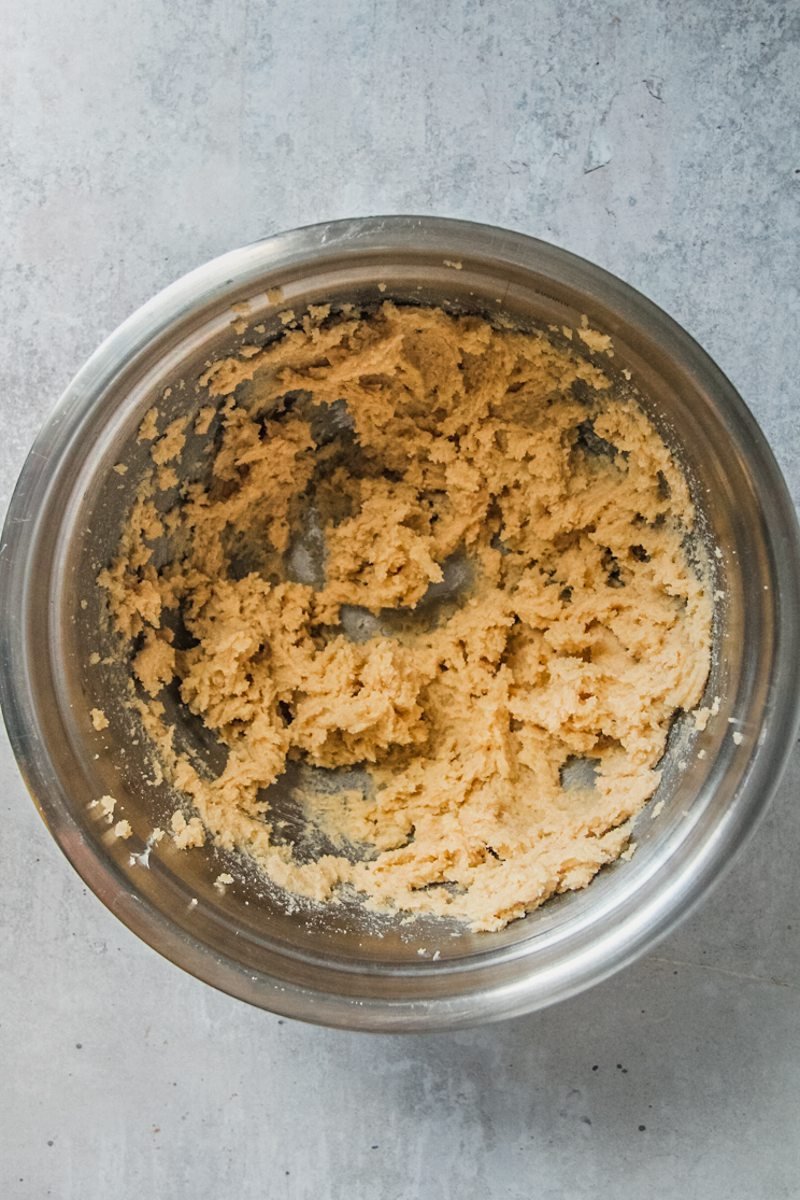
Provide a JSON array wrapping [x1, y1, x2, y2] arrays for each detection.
[[100, 303, 711, 930]]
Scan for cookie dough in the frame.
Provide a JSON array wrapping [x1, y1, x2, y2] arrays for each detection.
[[99, 303, 712, 931]]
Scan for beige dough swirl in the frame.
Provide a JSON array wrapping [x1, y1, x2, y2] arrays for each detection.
[[100, 303, 711, 931]]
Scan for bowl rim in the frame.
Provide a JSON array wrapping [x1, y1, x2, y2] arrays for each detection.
[[2, 214, 799, 1031]]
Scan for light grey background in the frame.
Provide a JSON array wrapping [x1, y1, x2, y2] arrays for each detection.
[[2, 1, 799, 1197]]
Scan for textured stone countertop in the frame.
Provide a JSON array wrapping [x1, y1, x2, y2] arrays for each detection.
[[2, 2, 798, 1197]]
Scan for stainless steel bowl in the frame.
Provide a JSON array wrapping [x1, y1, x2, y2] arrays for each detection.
[[2, 216, 799, 1031]]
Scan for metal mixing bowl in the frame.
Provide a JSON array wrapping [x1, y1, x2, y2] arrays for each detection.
[[2, 216, 799, 1031]]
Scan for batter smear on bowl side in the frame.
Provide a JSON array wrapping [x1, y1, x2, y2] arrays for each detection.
[[99, 303, 712, 931]]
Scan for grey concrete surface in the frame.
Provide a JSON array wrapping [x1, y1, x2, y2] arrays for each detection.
[[2, 1, 799, 1196]]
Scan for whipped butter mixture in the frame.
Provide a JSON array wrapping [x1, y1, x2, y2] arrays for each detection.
[[99, 302, 711, 931]]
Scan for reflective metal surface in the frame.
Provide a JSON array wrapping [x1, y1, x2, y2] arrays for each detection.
[[2, 216, 799, 1031]]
